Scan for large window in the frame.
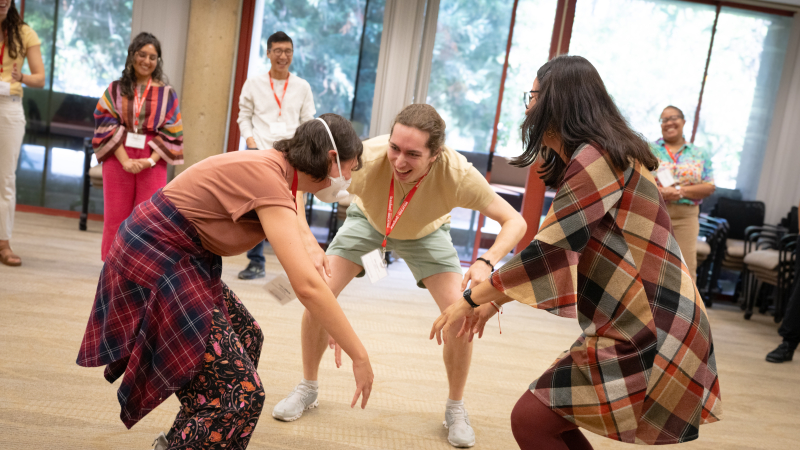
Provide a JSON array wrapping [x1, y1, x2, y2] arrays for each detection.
[[425, 0, 558, 261], [569, 0, 793, 199], [694, 8, 793, 196], [18, 0, 133, 213], [244, 0, 385, 141]]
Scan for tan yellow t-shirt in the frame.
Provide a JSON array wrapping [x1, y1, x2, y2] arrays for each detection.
[[0, 25, 41, 97], [351, 134, 495, 240], [163, 149, 297, 256]]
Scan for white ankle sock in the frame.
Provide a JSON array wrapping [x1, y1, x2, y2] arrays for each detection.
[[301, 379, 319, 389], [446, 398, 464, 408]]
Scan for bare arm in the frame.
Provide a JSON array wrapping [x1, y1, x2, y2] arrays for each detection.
[[461, 194, 527, 290], [15, 45, 45, 88], [257, 205, 372, 407], [295, 191, 331, 278], [679, 183, 715, 200]]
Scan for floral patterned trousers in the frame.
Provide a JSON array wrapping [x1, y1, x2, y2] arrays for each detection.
[[166, 284, 265, 449]]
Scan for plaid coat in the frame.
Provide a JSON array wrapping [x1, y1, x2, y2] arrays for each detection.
[[490, 144, 721, 445], [77, 191, 227, 429]]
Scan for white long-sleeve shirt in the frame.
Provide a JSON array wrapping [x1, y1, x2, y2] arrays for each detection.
[[237, 72, 316, 150]]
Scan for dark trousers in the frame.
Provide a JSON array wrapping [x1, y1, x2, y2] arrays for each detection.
[[167, 283, 265, 449], [779, 235, 800, 344], [246, 241, 265, 266]]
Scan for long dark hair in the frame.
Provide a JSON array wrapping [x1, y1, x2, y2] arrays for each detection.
[[1, 1, 26, 59], [119, 32, 167, 98], [514, 55, 658, 187], [275, 113, 363, 181]]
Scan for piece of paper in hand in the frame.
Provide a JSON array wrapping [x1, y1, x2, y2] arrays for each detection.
[[656, 167, 675, 187], [263, 274, 297, 305], [361, 249, 388, 283]]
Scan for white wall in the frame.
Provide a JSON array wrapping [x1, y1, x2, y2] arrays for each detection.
[[757, 13, 800, 224], [130, 0, 192, 98]]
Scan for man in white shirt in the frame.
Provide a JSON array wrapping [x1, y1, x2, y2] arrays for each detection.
[[237, 31, 316, 280]]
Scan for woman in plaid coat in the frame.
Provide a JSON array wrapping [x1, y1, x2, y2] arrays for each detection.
[[77, 115, 373, 449], [432, 56, 721, 448]]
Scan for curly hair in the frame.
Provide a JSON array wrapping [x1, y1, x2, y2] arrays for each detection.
[[515, 55, 659, 187], [1, 1, 26, 60], [119, 32, 168, 98]]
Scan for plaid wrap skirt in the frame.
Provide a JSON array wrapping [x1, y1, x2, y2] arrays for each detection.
[[77, 189, 228, 429]]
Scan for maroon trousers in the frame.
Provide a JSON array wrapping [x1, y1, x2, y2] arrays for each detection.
[[511, 391, 594, 450]]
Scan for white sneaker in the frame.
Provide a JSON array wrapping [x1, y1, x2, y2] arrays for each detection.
[[272, 382, 319, 422], [151, 432, 168, 450], [443, 405, 476, 448]]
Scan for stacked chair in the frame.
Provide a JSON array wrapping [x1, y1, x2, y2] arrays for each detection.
[[711, 197, 766, 303], [741, 207, 798, 322], [696, 214, 729, 307]]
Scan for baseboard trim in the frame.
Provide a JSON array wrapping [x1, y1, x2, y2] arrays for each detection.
[[16, 204, 104, 222]]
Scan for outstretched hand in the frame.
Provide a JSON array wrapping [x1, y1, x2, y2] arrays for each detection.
[[430, 299, 475, 345], [460, 302, 498, 342], [329, 336, 343, 368], [350, 357, 373, 409]]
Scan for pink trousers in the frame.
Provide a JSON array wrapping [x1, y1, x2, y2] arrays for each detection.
[[101, 139, 167, 261]]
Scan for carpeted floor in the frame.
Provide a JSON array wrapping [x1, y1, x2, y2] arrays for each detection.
[[1, 211, 798, 450]]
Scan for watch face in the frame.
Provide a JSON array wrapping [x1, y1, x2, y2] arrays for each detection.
[[463, 288, 471, 297]]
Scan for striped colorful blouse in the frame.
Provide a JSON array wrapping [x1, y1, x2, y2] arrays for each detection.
[[93, 80, 184, 165], [490, 144, 721, 445]]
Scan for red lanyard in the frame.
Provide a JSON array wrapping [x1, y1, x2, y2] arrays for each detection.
[[291, 169, 298, 211], [663, 144, 681, 164], [0, 40, 5, 73], [382, 171, 429, 250], [269, 72, 290, 116], [133, 77, 152, 133]]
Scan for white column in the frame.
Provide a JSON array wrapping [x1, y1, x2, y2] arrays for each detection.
[[369, 0, 437, 137], [130, 0, 192, 98], [756, 14, 800, 224]]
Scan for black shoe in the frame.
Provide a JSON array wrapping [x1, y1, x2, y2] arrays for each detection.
[[766, 341, 797, 363], [238, 262, 265, 280]]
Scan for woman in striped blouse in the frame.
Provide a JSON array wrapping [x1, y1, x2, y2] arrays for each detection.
[[92, 32, 183, 261]]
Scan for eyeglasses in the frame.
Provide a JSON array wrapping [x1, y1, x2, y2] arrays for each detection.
[[660, 115, 683, 124], [523, 90, 539, 108], [269, 48, 293, 57]]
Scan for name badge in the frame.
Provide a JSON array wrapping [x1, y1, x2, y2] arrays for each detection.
[[361, 249, 388, 283], [125, 132, 146, 149], [656, 167, 675, 187], [263, 274, 297, 305], [0, 81, 11, 96], [269, 121, 288, 135]]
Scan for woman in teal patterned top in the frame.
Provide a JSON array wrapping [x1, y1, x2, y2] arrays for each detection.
[[651, 105, 716, 281]]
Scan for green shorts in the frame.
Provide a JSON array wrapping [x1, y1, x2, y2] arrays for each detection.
[[326, 204, 463, 288]]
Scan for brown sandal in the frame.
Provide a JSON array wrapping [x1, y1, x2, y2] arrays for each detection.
[[0, 246, 22, 267]]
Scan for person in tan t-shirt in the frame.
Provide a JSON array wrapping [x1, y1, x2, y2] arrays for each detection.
[[76, 114, 373, 449], [273, 104, 527, 448]]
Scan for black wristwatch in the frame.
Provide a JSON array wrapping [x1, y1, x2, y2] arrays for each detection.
[[462, 288, 479, 308]]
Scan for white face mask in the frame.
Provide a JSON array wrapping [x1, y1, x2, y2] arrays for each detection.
[[313, 117, 351, 203]]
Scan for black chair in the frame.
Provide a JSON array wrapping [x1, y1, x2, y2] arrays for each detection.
[[697, 214, 729, 306], [710, 197, 766, 303], [80, 137, 94, 231]]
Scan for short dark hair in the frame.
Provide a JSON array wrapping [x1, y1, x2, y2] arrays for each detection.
[[515, 55, 659, 187], [663, 105, 685, 119], [267, 31, 293, 51], [390, 104, 446, 157], [274, 114, 363, 181]]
